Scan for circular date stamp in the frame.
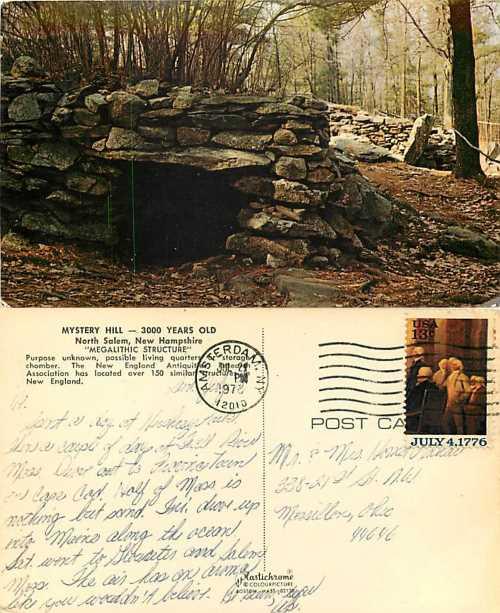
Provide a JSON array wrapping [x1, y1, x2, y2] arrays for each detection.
[[195, 340, 269, 414]]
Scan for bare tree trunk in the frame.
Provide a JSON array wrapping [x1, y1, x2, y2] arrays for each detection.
[[272, 25, 282, 93], [443, 63, 453, 127], [111, 5, 120, 72], [448, 0, 483, 177], [432, 68, 439, 117], [326, 31, 335, 102], [417, 54, 422, 115], [400, 11, 408, 118]]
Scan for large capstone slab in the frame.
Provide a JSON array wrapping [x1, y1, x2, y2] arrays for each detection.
[[1, 56, 396, 268]]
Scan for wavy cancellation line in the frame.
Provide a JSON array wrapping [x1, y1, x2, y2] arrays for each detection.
[[319, 388, 402, 396], [318, 398, 402, 406], [318, 375, 403, 384], [319, 408, 406, 417], [318, 353, 405, 361], [318, 342, 405, 350], [319, 364, 402, 373]]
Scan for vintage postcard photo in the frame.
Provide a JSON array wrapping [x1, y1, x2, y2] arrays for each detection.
[[1, 0, 499, 307], [0, 307, 499, 613]]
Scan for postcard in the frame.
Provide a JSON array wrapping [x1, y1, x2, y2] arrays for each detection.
[[1, 3, 499, 613], [1, 2, 498, 309], [1, 307, 498, 612]]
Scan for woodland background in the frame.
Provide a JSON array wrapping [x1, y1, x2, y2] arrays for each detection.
[[1, 1, 499, 308], [1, 0, 498, 127]]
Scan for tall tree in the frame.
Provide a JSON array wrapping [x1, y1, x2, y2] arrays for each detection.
[[448, 0, 483, 177]]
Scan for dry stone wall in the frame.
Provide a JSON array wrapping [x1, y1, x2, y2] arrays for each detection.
[[1, 56, 397, 268], [330, 105, 456, 170]]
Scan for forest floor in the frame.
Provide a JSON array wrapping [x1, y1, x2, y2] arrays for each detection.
[[1, 162, 499, 308]]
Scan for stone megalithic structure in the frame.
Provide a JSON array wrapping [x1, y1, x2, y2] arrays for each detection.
[[1, 56, 397, 268], [330, 105, 456, 170]]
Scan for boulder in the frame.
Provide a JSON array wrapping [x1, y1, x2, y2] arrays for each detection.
[[31, 142, 79, 170], [36, 92, 58, 114], [149, 97, 172, 110], [107, 90, 147, 128], [283, 119, 313, 132], [140, 108, 184, 123], [275, 239, 311, 258], [238, 210, 336, 241], [128, 79, 159, 98], [106, 127, 148, 150], [0, 172, 23, 191], [66, 172, 109, 196], [52, 106, 73, 125], [330, 135, 396, 163], [273, 179, 326, 207], [57, 84, 98, 109], [226, 233, 306, 264], [273, 205, 304, 222], [60, 125, 109, 140], [439, 226, 500, 261], [323, 207, 363, 249], [8, 94, 42, 122], [307, 166, 335, 183], [211, 131, 272, 152], [84, 93, 107, 113], [233, 175, 324, 206], [93, 147, 271, 171], [11, 56, 44, 78], [200, 95, 273, 106], [304, 98, 329, 111], [274, 270, 345, 306], [341, 173, 394, 238], [138, 126, 176, 144], [1, 231, 32, 250], [191, 113, 249, 131], [275, 156, 307, 180], [7, 145, 35, 164], [80, 160, 122, 177], [256, 103, 304, 115], [73, 107, 100, 127], [269, 144, 323, 157], [273, 129, 297, 145], [92, 138, 107, 152], [172, 93, 197, 109], [308, 255, 330, 268], [177, 127, 210, 146], [403, 114, 434, 165], [46, 190, 81, 206], [233, 176, 274, 198], [20, 212, 116, 245]]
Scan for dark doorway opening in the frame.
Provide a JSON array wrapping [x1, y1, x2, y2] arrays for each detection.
[[115, 162, 248, 268]]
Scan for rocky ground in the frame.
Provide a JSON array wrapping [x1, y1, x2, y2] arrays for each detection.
[[1, 162, 499, 308]]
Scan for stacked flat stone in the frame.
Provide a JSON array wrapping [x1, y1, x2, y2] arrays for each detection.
[[1, 58, 120, 244], [1, 56, 396, 267], [330, 105, 456, 170]]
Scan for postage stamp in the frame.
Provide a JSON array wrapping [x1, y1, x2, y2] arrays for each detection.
[[405, 318, 490, 436], [195, 340, 269, 414]]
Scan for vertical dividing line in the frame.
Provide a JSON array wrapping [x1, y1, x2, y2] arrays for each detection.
[[129, 103, 136, 273], [261, 328, 267, 572], [107, 180, 112, 228], [130, 159, 136, 274]]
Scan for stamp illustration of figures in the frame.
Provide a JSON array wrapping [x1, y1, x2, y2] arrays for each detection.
[[405, 319, 489, 436]]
